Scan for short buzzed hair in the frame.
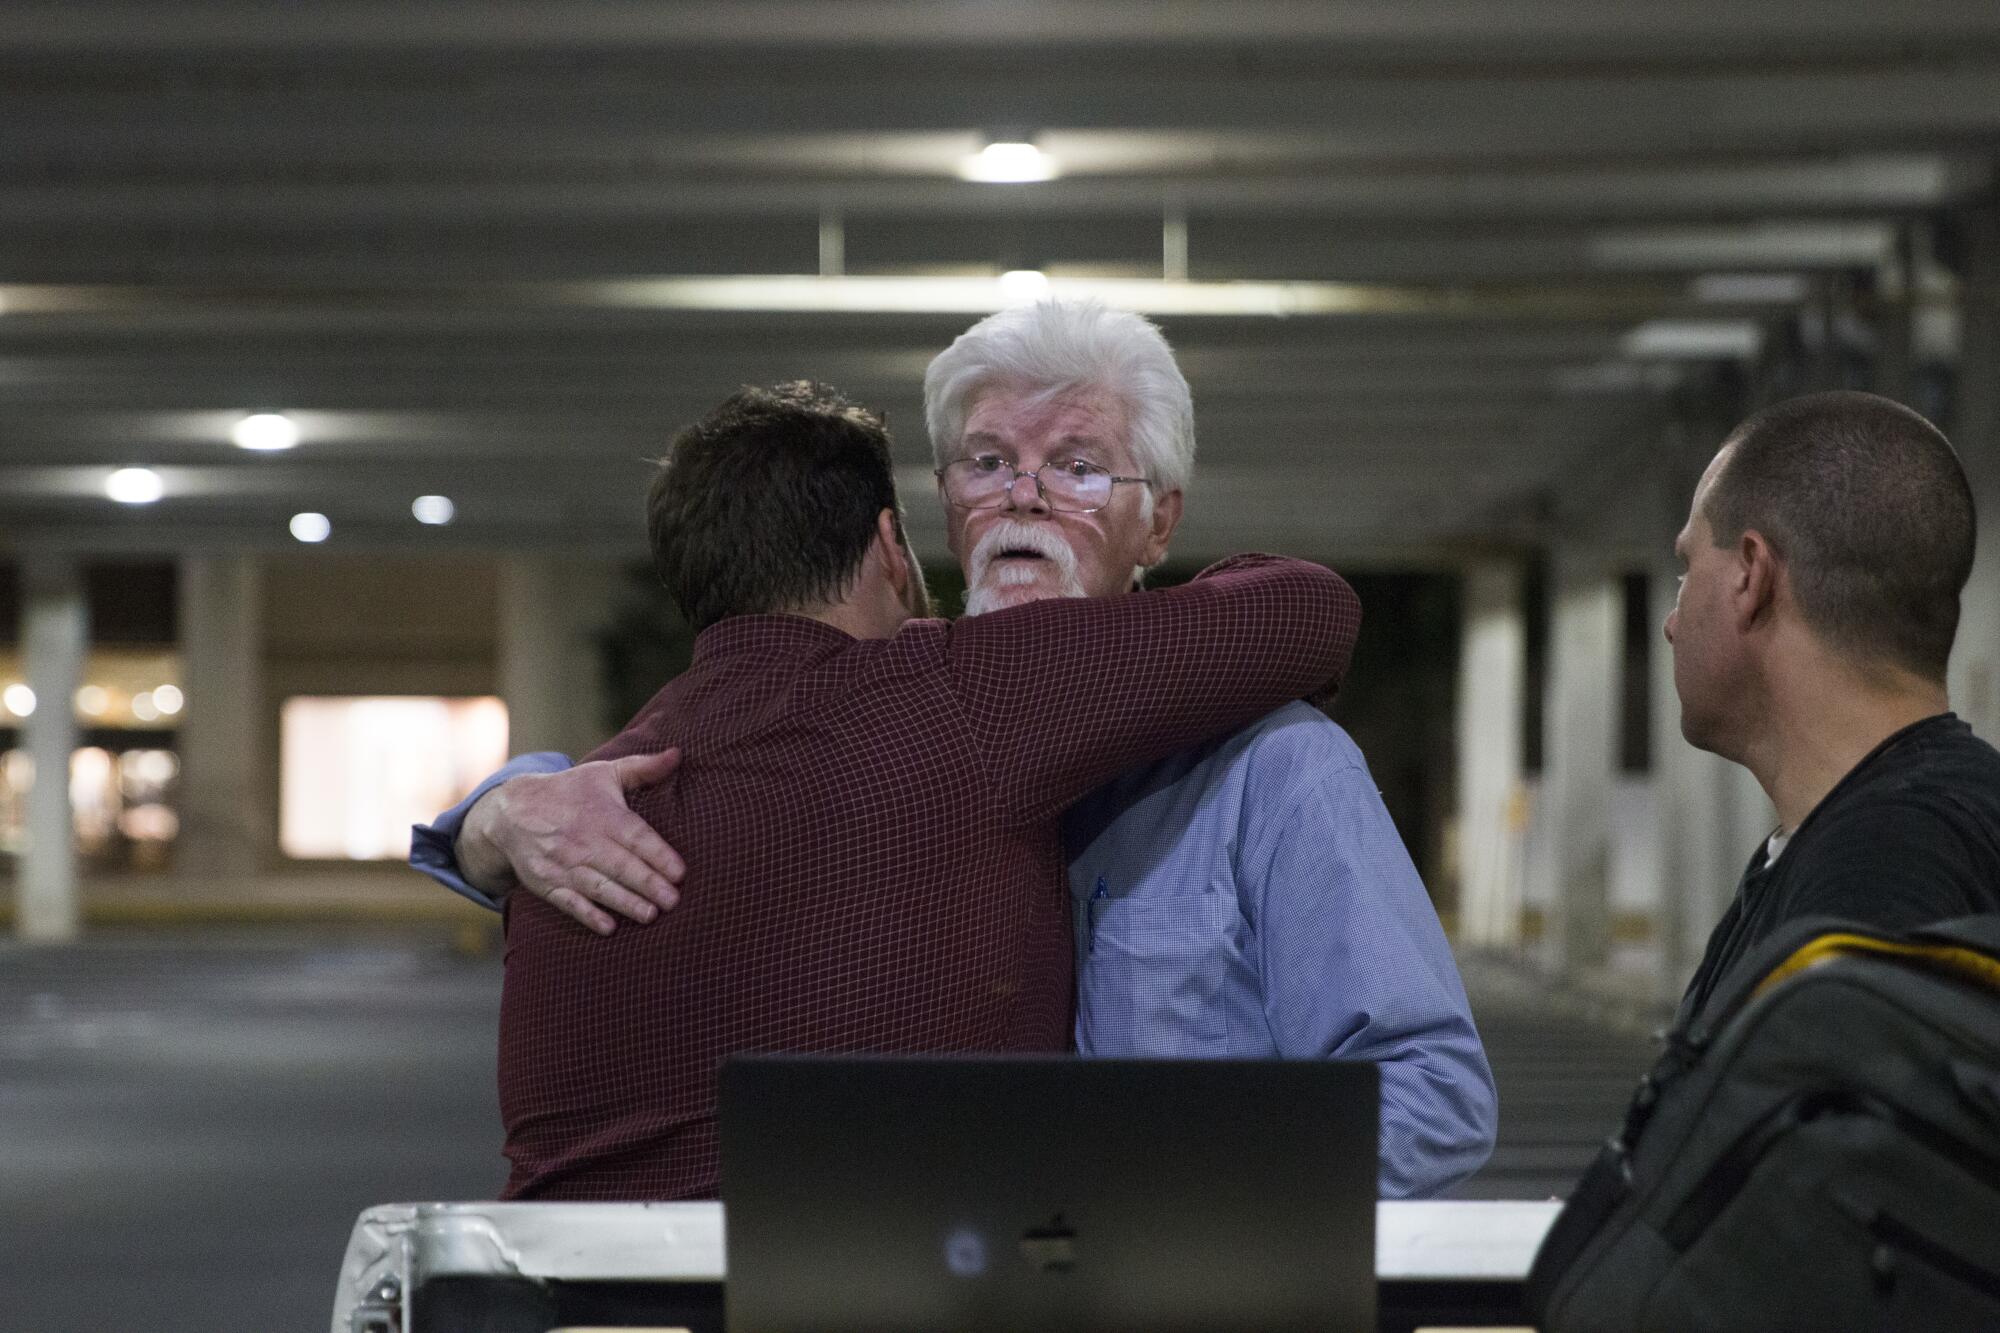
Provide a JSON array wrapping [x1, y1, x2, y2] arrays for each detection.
[[646, 381, 905, 631], [1703, 390, 1975, 681]]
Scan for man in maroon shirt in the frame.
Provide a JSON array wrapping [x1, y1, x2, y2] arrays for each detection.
[[497, 380, 1357, 1199]]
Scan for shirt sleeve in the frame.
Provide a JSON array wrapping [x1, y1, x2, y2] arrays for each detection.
[[408, 751, 574, 910], [941, 553, 1361, 822], [1240, 750, 1499, 1200]]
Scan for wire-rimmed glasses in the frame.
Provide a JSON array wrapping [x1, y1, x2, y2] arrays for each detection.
[[936, 457, 1151, 514]]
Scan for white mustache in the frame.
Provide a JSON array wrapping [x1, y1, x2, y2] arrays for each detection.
[[964, 519, 1085, 616]]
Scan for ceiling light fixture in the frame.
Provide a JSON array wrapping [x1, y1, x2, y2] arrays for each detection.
[[290, 512, 332, 544], [577, 275, 1422, 318], [412, 495, 456, 526], [1690, 273, 1812, 305], [106, 467, 164, 504], [960, 140, 1057, 184], [2, 684, 36, 717], [998, 270, 1051, 304], [232, 412, 299, 451]]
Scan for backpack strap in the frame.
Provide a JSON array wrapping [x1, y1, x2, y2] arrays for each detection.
[[1752, 926, 2000, 1001]]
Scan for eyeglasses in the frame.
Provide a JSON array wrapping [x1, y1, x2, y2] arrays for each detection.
[[936, 457, 1152, 514]]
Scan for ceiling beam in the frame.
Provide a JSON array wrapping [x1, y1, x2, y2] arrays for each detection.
[[8, 2, 2000, 59]]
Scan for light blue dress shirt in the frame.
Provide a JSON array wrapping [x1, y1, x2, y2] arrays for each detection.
[[409, 751, 571, 911], [1063, 702, 1496, 1198], [412, 704, 1497, 1197]]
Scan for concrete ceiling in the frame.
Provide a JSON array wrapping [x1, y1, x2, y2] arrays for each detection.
[[2, 1, 1996, 562]]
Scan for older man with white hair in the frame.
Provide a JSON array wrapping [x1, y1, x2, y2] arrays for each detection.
[[413, 301, 1497, 1198]]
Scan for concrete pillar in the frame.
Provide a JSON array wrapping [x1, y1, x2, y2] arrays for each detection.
[[1455, 560, 1526, 949], [176, 556, 268, 882], [499, 558, 567, 757], [19, 558, 86, 942], [1874, 223, 1918, 406], [499, 557, 616, 759], [1950, 203, 2000, 742], [1540, 549, 1622, 979]]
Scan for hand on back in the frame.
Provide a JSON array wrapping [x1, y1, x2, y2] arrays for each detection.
[[467, 749, 687, 935]]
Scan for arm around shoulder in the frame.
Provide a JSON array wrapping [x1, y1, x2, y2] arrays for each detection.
[[943, 554, 1361, 819], [408, 749, 687, 935], [410, 751, 575, 908]]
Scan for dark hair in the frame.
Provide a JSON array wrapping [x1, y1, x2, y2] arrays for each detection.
[[1703, 390, 1975, 681], [646, 381, 904, 631]]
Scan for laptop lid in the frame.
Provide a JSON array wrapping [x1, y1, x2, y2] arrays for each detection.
[[719, 1056, 1378, 1333]]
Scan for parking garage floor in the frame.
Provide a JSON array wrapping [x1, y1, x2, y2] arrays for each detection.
[[0, 931, 1658, 1332]]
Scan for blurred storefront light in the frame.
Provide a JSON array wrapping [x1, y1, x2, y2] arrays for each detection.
[[0, 745, 184, 868], [280, 696, 507, 860], [3, 683, 35, 717]]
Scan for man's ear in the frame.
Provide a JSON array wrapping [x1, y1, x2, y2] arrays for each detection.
[[1736, 528, 1780, 630], [875, 509, 910, 591], [872, 500, 924, 604], [1140, 488, 1185, 568]]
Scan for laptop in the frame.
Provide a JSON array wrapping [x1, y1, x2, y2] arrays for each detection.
[[719, 1056, 1378, 1333]]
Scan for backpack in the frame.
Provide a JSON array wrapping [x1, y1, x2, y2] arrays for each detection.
[[1525, 914, 2000, 1332]]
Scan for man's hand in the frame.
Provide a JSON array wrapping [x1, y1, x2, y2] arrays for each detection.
[[457, 749, 687, 936]]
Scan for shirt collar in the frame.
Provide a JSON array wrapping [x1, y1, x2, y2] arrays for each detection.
[[690, 613, 856, 666]]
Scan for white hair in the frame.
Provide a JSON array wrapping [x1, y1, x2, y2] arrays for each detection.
[[923, 300, 1196, 497]]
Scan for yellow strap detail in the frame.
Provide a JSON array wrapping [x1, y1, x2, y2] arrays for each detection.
[[1754, 931, 2000, 1000]]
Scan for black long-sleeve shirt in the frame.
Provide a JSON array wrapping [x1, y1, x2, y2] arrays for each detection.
[[1678, 713, 2000, 1026]]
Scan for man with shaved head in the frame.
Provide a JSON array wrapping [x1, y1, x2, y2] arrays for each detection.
[[1663, 389, 2000, 1022]]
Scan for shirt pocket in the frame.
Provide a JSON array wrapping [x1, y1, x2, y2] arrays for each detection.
[[1081, 892, 1232, 1055]]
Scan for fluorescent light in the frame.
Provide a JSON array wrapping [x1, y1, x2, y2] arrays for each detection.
[[412, 495, 456, 526], [152, 684, 184, 716], [106, 467, 164, 504], [290, 511, 332, 543], [574, 274, 1425, 318], [1620, 320, 1766, 361], [232, 412, 299, 451], [998, 270, 1050, 303], [959, 141, 1057, 184], [2, 684, 35, 717], [1552, 362, 1695, 395], [1691, 273, 1811, 305], [1591, 223, 1892, 271]]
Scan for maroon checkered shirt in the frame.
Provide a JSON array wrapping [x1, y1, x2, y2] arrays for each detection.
[[497, 554, 1360, 1199]]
